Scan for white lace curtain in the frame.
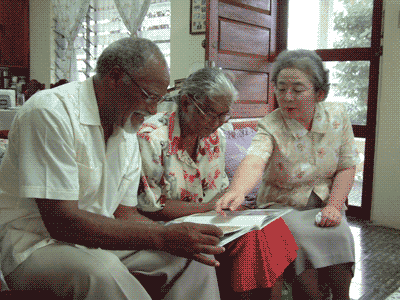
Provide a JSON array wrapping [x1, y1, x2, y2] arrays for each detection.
[[52, 0, 151, 81], [114, 0, 151, 35]]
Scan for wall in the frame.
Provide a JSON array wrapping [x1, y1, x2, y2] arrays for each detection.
[[170, 0, 205, 87], [371, 0, 400, 229], [29, 0, 52, 89]]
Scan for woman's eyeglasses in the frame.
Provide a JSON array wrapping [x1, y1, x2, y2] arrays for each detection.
[[189, 96, 231, 123]]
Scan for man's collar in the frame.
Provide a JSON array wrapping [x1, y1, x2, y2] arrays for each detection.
[[79, 77, 101, 126], [281, 102, 327, 139]]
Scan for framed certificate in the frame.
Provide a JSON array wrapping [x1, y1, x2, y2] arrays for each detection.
[[190, 0, 207, 34]]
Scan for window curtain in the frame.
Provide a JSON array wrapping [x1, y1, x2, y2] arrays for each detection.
[[54, 0, 154, 82], [114, 0, 151, 35], [51, 0, 91, 81]]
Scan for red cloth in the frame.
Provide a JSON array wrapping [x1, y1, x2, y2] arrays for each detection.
[[216, 217, 298, 292]]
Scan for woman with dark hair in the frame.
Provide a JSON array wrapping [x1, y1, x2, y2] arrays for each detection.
[[217, 50, 360, 300]]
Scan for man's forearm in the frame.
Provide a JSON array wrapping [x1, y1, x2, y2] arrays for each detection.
[[37, 200, 166, 251], [66, 211, 166, 250]]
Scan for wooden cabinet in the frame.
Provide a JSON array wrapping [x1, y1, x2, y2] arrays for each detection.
[[0, 0, 29, 77]]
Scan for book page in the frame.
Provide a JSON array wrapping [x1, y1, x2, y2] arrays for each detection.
[[169, 209, 292, 234]]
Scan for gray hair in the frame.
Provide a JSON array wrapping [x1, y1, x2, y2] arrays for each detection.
[[177, 67, 238, 110], [271, 49, 330, 101], [96, 37, 166, 78]]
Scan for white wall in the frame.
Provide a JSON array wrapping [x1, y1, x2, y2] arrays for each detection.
[[29, 0, 52, 89], [170, 0, 205, 87], [371, 0, 400, 229]]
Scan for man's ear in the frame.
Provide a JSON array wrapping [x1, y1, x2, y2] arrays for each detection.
[[108, 66, 124, 87]]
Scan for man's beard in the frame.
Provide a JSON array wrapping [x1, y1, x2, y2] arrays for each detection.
[[122, 111, 150, 133]]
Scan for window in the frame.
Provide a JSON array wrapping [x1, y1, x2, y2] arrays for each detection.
[[54, 0, 171, 82], [287, 0, 382, 218]]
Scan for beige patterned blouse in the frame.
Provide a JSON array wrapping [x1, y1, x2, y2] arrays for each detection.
[[247, 102, 361, 208]]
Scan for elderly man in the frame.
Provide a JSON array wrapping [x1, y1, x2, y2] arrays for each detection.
[[0, 37, 224, 299]]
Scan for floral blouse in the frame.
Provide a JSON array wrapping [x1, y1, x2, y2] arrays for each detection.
[[136, 108, 229, 212], [247, 102, 361, 208]]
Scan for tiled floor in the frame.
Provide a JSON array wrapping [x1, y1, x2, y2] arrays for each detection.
[[348, 217, 400, 300]]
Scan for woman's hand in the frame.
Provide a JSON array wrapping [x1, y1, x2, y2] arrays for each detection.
[[316, 205, 342, 227], [215, 190, 246, 212]]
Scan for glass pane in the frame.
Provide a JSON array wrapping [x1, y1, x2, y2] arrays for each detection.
[[348, 137, 365, 207], [324, 61, 369, 126], [288, 0, 373, 50]]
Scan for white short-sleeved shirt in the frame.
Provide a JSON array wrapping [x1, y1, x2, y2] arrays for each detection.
[[136, 107, 229, 212], [247, 102, 361, 208], [0, 78, 141, 276]]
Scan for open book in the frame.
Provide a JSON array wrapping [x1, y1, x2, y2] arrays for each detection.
[[167, 208, 292, 246]]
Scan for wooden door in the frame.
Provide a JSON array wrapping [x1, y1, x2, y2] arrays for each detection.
[[0, 0, 29, 68], [205, 0, 287, 119]]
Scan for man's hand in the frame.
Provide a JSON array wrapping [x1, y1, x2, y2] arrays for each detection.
[[316, 205, 342, 227], [161, 223, 225, 266]]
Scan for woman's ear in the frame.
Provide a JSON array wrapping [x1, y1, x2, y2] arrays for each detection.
[[317, 90, 325, 102]]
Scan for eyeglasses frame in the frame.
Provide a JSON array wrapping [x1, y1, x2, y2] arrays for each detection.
[[118, 66, 165, 105], [188, 95, 231, 123]]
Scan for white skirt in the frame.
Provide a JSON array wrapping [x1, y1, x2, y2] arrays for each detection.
[[268, 193, 355, 275]]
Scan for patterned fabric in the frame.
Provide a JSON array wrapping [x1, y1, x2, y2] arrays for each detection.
[[0, 139, 8, 164], [247, 102, 361, 208], [223, 127, 260, 201], [114, 0, 151, 35], [137, 108, 229, 212], [137, 108, 298, 292]]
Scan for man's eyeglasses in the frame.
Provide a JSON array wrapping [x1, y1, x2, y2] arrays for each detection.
[[120, 67, 165, 105], [189, 96, 231, 123]]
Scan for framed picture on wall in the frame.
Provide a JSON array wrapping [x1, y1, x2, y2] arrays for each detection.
[[190, 0, 206, 34]]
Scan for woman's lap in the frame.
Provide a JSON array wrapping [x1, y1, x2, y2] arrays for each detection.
[[281, 208, 355, 275], [216, 217, 298, 292]]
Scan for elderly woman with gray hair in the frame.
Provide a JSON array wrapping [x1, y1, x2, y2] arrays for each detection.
[[217, 50, 360, 300], [137, 67, 298, 299]]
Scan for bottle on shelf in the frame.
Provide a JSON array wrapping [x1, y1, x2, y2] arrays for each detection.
[[2, 69, 9, 89], [16, 76, 26, 106]]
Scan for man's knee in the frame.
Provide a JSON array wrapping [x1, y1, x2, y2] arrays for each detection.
[[6, 246, 127, 297]]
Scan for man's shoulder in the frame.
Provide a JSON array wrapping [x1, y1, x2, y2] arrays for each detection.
[[23, 81, 81, 111]]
